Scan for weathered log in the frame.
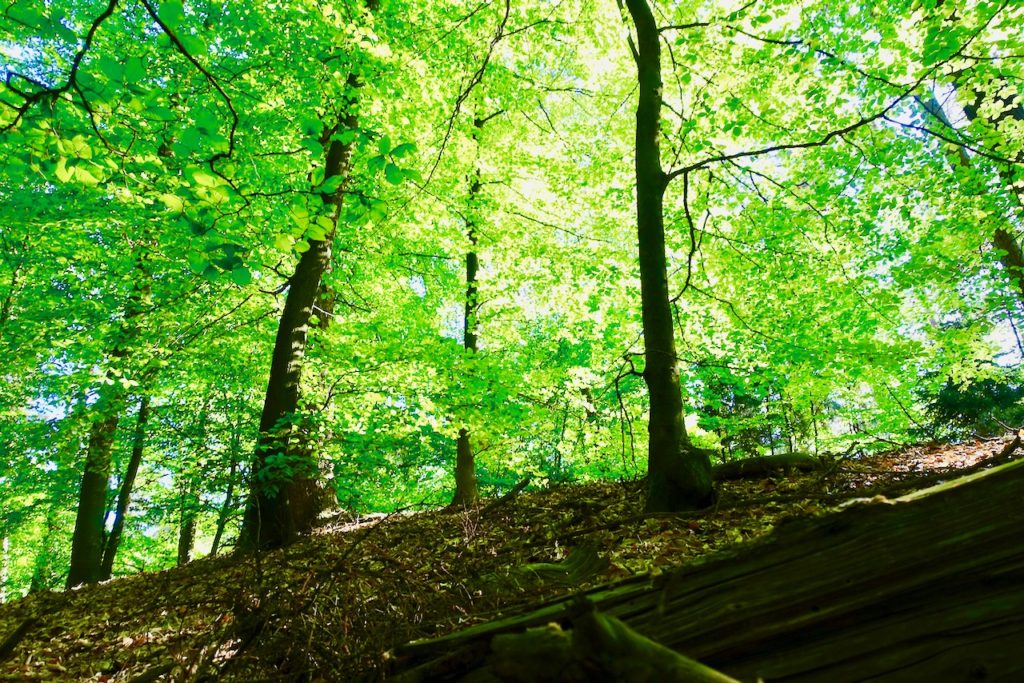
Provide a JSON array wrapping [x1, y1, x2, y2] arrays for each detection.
[[711, 453, 821, 481], [394, 457, 1024, 682]]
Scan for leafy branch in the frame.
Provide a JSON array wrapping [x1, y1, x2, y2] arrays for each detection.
[[1, 0, 120, 133]]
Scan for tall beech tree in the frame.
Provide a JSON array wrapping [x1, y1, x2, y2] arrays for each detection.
[[450, 115, 495, 508], [621, 0, 714, 512], [99, 395, 150, 581], [67, 250, 151, 588], [240, 1, 381, 550], [239, 106, 362, 549]]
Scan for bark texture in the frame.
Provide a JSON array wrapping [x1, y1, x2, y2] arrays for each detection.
[[623, 0, 713, 513], [393, 456, 1024, 682], [99, 395, 150, 580], [176, 509, 196, 567], [240, 61, 372, 549], [67, 252, 150, 588], [240, 137, 350, 549], [66, 408, 121, 588]]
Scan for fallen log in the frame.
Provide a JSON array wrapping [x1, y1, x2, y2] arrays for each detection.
[[393, 458, 1024, 682], [711, 453, 821, 481]]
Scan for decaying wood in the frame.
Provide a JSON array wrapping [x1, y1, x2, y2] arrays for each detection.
[[393, 458, 1024, 682], [398, 602, 739, 683], [518, 544, 610, 587], [711, 453, 821, 481]]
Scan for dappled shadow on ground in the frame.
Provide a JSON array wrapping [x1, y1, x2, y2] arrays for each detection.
[[0, 437, 1016, 682]]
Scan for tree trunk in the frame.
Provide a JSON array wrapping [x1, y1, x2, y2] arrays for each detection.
[[393, 455, 1024, 682], [623, 0, 713, 513], [211, 414, 242, 556], [452, 429, 479, 507], [176, 506, 197, 567], [210, 456, 238, 557], [66, 403, 121, 588], [99, 394, 150, 580], [0, 261, 21, 331], [1, 537, 8, 604], [240, 63, 371, 549], [67, 248, 150, 588], [451, 116, 487, 508]]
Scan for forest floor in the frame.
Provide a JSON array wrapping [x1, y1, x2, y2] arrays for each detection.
[[0, 437, 1017, 682]]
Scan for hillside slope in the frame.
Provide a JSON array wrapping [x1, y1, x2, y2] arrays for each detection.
[[0, 439, 1014, 682]]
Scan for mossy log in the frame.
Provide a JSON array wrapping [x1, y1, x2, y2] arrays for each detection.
[[393, 457, 1024, 682], [711, 453, 821, 481]]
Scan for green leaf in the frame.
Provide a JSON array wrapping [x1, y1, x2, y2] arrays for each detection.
[[188, 168, 218, 187], [157, 0, 185, 30], [319, 175, 345, 194], [368, 199, 387, 222], [195, 109, 220, 134], [159, 193, 185, 212], [368, 155, 387, 173], [123, 57, 146, 84], [187, 253, 209, 274], [74, 166, 101, 185], [230, 266, 252, 286], [274, 234, 292, 251], [97, 55, 123, 83], [289, 204, 310, 231], [390, 142, 416, 158], [335, 129, 359, 144], [300, 115, 322, 137], [7, 4, 46, 29], [302, 137, 323, 155], [149, 106, 176, 122], [306, 221, 328, 241], [179, 33, 208, 56], [378, 135, 391, 155], [385, 163, 403, 185], [55, 158, 73, 183]]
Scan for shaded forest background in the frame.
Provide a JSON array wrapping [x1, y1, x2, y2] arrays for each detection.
[[1, 0, 1023, 598]]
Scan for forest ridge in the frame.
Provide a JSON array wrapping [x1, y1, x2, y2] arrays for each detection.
[[1, 0, 1023, 598]]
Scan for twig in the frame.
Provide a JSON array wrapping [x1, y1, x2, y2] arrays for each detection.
[[480, 478, 531, 515], [0, 618, 37, 661]]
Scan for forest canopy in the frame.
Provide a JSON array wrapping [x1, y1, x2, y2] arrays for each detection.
[[1, 0, 1022, 595]]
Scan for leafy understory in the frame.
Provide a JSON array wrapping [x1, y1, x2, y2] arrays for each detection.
[[0, 438, 1010, 682]]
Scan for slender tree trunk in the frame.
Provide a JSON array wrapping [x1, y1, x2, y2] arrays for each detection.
[[67, 244, 151, 588], [810, 401, 820, 455], [30, 491, 62, 592], [210, 457, 238, 557], [1, 536, 9, 603], [177, 504, 197, 566], [623, 0, 714, 513], [99, 395, 150, 580], [451, 116, 488, 508], [0, 261, 21, 331]]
